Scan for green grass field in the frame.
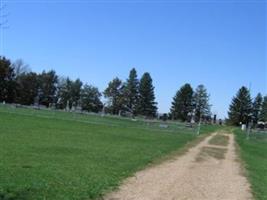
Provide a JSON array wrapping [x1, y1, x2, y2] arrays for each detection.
[[235, 129, 267, 200], [0, 105, 219, 200]]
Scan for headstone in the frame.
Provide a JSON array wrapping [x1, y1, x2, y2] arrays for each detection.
[[241, 124, 246, 131], [71, 105, 76, 112], [159, 124, 168, 128], [66, 100, 70, 111], [213, 115, 217, 124]]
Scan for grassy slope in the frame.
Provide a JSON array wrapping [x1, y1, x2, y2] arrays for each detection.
[[0, 106, 218, 200], [234, 129, 267, 200]]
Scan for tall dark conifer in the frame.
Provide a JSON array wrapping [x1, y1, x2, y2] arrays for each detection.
[[15, 72, 39, 105], [228, 86, 252, 125], [138, 72, 157, 117], [170, 83, 193, 121], [259, 95, 267, 122], [38, 70, 58, 107], [124, 68, 139, 115], [0, 57, 16, 103], [252, 93, 263, 125], [193, 84, 211, 121]]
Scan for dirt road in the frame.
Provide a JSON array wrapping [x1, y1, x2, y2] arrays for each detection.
[[105, 132, 252, 200]]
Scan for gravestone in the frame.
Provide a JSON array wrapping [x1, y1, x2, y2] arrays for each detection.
[[241, 124, 246, 131], [159, 124, 168, 128], [66, 100, 70, 111]]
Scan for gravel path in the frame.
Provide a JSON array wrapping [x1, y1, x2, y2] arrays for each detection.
[[105, 132, 252, 200]]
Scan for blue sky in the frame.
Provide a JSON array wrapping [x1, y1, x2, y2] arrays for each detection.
[[1, 0, 266, 118]]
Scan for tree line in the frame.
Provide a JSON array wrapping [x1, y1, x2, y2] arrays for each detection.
[[0, 56, 212, 121], [0, 57, 102, 112], [2, 56, 265, 125], [228, 86, 267, 126], [170, 83, 211, 122], [103, 69, 157, 117], [0, 57, 158, 117]]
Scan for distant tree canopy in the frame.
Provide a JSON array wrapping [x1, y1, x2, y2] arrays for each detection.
[[252, 93, 263, 125], [103, 70, 157, 118], [259, 96, 267, 122], [138, 72, 157, 118], [0, 57, 16, 103], [1, 56, 265, 121], [170, 83, 194, 121], [228, 86, 253, 125], [124, 68, 139, 115], [12, 59, 30, 77], [0, 57, 102, 113], [57, 78, 83, 110], [194, 84, 211, 121], [38, 70, 58, 107], [15, 72, 39, 105], [104, 77, 124, 115], [1, 57, 158, 116], [170, 84, 211, 122], [81, 84, 103, 113]]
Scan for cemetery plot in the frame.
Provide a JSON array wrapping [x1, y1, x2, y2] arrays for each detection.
[[0, 105, 218, 200], [235, 129, 267, 200]]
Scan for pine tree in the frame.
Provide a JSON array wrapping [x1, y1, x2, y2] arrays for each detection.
[[228, 86, 253, 125], [170, 83, 193, 121], [38, 70, 58, 107], [15, 72, 39, 105], [252, 93, 263, 125], [124, 68, 139, 115], [138, 72, 157, 117], [104, 77, 124, 115], [56, 77, 72, 109], [193, 84, 211, 122], [259, 95, 267, 122], [70, 79, 83, 108], [0, 56, 16, 103], [56, 77, 83, 109]]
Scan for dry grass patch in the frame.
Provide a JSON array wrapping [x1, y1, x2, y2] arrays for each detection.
[[196, 146, 227, 162], [209, 134, 229, 146]]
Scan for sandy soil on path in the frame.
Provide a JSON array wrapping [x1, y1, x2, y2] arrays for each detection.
[[105, 132, 252, 200]]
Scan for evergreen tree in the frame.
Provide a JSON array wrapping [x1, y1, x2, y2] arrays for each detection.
[[15, 72, 39, 105], [228, 86, 253, 125], [0, 56, 16, 103], [259, 95, 267, 122], [70, 79, 83, 108], [252, 93, 263, 125], [170, 83, 193, 121], [104, 77, 124, 115], [38, 70, 58, 107], [193, 84, 211, 122], [56, 77, 83, 110], [56, 77, 71, 109], [81, 84, 103, 113], [124, 68, 139, 115], [138, 72, 157, 117]]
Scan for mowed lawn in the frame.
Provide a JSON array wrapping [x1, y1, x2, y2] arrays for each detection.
[[0, 107, 217, 200], [235, 129, 267, 200]]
